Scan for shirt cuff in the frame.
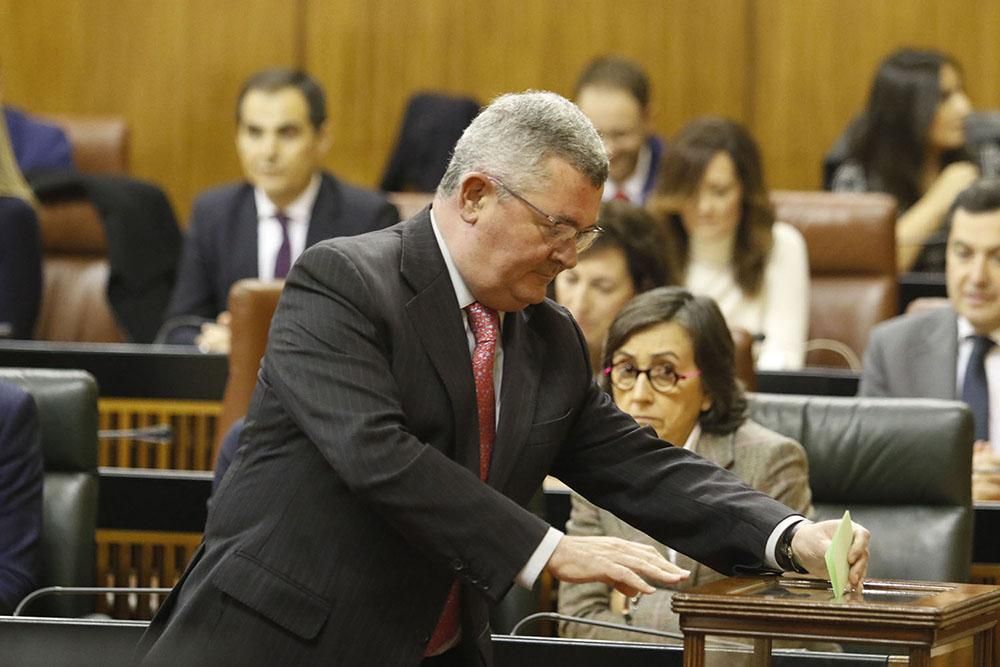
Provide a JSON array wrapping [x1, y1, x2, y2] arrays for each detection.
[[765, 515, 809, 570], [515, 527, 564, 589]]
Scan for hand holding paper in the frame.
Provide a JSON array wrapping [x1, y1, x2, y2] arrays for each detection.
[[790, 516, 871, 592], [824, 511, 853, 601]]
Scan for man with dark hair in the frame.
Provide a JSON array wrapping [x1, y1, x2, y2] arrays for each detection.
[[574, 55, 663, 204], [861, 177, 1000, 497], [164, 68, 398, 350]]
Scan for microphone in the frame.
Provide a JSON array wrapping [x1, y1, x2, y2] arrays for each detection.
[[509, 611, 748, 648]]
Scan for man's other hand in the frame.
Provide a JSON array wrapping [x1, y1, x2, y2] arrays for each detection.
[[546, 535, 689, 598]]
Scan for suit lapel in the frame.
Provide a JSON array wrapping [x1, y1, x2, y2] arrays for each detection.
[[488, 309, 544, 490], [233, 187, 259, 281], [912, 308, 960, 399], [401, 212, 480, 475], [691, 431, 735, 471], [305, 173, 341, 246]]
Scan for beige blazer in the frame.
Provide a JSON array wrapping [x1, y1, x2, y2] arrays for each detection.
[[558, 418, 814, 643]]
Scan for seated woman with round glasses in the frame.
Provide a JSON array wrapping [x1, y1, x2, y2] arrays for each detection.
[[558, 286, 814, 646]]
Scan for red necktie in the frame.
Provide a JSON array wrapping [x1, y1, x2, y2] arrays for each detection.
[[425, 302, 500, 656], [612, 189, 630, 203], [273, 212, 292, 278]]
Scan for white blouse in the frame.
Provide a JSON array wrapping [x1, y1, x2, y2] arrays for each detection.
[[685, 221, 810, 370]]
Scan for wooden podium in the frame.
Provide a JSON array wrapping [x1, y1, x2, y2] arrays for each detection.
[[672, 577, 1000, 666]]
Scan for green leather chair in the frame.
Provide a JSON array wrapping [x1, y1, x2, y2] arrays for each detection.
[[0, 369, 99, 616], [749, 393, 973, 582]]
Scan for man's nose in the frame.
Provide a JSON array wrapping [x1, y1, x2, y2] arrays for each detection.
[[551, 240, 578, 270]]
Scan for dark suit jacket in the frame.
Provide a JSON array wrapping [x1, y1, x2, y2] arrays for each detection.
[[3, 106, 74, 175], [139, 210, 794, 666], [0, 380, 43, 614], [859, 306, 959, 400], [0, 198, 42, 339], [163, 171, 398, 343]]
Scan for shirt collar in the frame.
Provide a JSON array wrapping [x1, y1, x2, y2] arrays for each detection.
[[430, 208, 476, 309], [253, 173, 322, 223], [957, 316, 1000, 343], [682, 423, 702, 452]]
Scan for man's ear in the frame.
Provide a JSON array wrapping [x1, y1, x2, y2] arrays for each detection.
[[458, 173, 491, 223]]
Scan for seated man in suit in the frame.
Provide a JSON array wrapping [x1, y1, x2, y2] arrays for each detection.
[[0, 380, 43, 614], [575, 55, 663, 205], [138, 91, 869, 667], [164, 68, 399, 351], [0, 62, 74, 174], [860, 177, 1000, 498]]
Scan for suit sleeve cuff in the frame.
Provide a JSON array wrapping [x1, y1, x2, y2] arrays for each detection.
[[766, 515, 809, 570], [515, 527, 563, 589]]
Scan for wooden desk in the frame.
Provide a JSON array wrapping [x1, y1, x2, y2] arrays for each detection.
[[673, 577, 1000, 667]]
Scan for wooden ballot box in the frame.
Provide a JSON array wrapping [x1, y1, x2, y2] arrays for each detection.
[[672, 577, 1000, 666]]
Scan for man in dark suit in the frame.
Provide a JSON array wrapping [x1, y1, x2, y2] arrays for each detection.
[[139, 91, 869, 666], [861, 177, 1000, 498], [0, 380, 43, 614], [163, 68, 398, 349], [575, 56, 664, 205]]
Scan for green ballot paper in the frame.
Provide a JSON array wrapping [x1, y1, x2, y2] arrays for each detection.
[[825, 510, 853, 601]]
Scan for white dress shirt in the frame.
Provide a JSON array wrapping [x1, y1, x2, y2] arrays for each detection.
[[254, 174, 321, 280]]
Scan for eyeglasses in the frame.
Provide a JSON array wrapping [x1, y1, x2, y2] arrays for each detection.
[[603, 360, 702, 394], [486, 176, 603, 252]]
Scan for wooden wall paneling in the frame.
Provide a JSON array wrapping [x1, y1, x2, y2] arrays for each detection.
[[305, 0, 750, 191], [0, 0, 300, 223]]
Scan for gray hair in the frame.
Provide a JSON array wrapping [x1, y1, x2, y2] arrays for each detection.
[[437, 90, 608, 196]]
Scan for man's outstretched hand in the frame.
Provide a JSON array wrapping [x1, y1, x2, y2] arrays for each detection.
[[546, 535, 689, 597]]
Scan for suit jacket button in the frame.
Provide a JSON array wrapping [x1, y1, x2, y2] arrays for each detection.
[[450, 559, 464, 571]]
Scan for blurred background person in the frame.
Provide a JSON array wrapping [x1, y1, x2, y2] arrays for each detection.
[[860, 178, 1000, 500], [649, 117, 809, 370], [162, 68, 398, 352], [575, 56, 663, 205], [553, 200, 677, 371], [829, 48, 979, 273], [0, 60, 73, 176], [558, 286, 813, 646], [0, 104, 43, 340]]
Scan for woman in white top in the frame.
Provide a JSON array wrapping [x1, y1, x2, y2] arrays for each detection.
[[649, 117, 809, 370]]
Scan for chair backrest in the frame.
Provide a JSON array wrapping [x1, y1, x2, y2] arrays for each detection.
[[216, 280, 285, 452], [31, 115, 130, 343], [770, 190, 898, 369], [40, 115, 129, 175], [379, 92, 480, 193], [33, 203, 124, 342], [748, 393, 973, 582], [0, 368, 99, 616]]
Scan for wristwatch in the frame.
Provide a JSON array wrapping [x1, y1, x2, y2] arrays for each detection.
[[777, 521, 810, 574]]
